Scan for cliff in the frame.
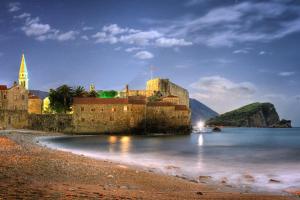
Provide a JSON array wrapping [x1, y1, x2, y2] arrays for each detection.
[[189, 98, 218, 125], [206, 102, 292, 128]]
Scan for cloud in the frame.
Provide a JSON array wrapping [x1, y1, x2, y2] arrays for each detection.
[[134, 51, 154, 59], [259, 51, 266, 55], [153, 1, 300, 47], [14, 12, 30, 19], [278, 71, 295, 76], [13, 12, 78, 42], [8, 2, 21, 12], [102, 24, 130, 35], [119, 30, 162, 45], [233, 49, 249, 54], [56, 31, 77, 41], [184, 0, 205, 7], [191, 76, 256, 97], [22, 21, 51, 36], [91, 24, 192, 48], [125, 47, 142, 52], [92, 32, 118, 44], [155, 37, 192, 47], [82, 26, 94, 31], [81, 35, 89, 40], [190, 76, 256, 112]]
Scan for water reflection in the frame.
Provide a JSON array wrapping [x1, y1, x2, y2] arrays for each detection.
[[109, 136, 117, 143], [120, 136, 131, 154], [107, 136, 132, 154], [198, 134, 204, 146]]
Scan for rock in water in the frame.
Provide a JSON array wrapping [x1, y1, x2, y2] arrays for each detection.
[[206, 102, 292, 128], [212, 127, 221, 132], [270, 119, 292, 128]]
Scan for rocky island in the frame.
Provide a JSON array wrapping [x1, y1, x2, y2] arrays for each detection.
[[206, 102, 292, 128]]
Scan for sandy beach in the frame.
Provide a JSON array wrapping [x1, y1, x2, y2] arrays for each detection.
[[0, 130, 298, 200]]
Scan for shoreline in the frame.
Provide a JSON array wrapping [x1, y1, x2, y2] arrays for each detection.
[[0, 129, 299, 199]]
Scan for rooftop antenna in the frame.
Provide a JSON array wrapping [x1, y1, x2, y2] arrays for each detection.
[[150, 65, 157, 80]]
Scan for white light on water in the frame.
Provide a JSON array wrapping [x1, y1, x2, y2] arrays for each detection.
[[196, 120, 205, 131], [198, 134, 204, 146]]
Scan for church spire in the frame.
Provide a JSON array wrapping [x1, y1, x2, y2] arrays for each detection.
[[19, 53, 29, 90]]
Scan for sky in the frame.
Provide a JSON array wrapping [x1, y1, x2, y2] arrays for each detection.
[[0, 0, 300, 125]]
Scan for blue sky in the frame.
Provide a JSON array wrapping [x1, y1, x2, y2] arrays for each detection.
[[1, 0, 300, 125]]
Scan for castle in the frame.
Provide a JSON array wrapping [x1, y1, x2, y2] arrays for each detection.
[[0, 54, 191, 134]]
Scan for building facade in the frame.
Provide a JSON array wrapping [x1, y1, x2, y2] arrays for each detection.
[[28, 94, 42, 114], [0, 83, 29, 129], [72, 96, 190, 134]]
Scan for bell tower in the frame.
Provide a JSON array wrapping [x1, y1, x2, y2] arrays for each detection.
[[18, 53, 29, 90]]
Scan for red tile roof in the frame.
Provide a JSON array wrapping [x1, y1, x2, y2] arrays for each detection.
[[73, 97, 145, 105], [164, 95, 178, 98], [29, 94, 41, 99], [0, 85, 7, 90], [175, 105, 189, 111], [147, 101, 175, 107]]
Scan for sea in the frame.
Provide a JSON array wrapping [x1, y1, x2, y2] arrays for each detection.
[[38, 128, 300, 192]]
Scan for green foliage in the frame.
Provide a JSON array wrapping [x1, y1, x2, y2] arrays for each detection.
[[49, 85, 73, 114], [147, 91, 162, 102], [97, 90, 118, 98], [49, 85, 94, 113], [74, 86, 87, 97], [206, 102, 276, 127], [89, 90, 98, 97]]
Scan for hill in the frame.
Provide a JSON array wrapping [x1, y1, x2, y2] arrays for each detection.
[[189, 98, 218, 125], [206, 102, 291, 128], [29, 90, 49, 99]]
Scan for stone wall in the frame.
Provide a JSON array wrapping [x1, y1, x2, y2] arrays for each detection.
[[28, 98, 42, 114], [72, 97, 191, 134], [72, 103, 146, 133], [7, 85, 28, 110], [0, 110, 28, 129], [145, 104, 190, 133], [146, 78, 189, 107], [28, 114, 73, 133]]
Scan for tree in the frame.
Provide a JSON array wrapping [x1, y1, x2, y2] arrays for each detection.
[[49, 85, 74, 113], [88, 90, 98, 97], [74, 86, 87, 97]]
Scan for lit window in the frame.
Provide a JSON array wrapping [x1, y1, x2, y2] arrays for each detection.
[[123, 106, 128, 112], [112, 108, 116, 112]]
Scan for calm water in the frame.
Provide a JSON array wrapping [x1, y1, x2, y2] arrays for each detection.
[[38, 128, 300, 192]]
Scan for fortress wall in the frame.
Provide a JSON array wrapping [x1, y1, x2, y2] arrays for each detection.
[[72, 103, 146, 133], [28, 114, 73, 133], [0, 110, 28, 129], [146, 78, 189, 107], [145, 105, 190, 133]]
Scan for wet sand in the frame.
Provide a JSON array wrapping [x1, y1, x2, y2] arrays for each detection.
[[0, 130, 298, 200]]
